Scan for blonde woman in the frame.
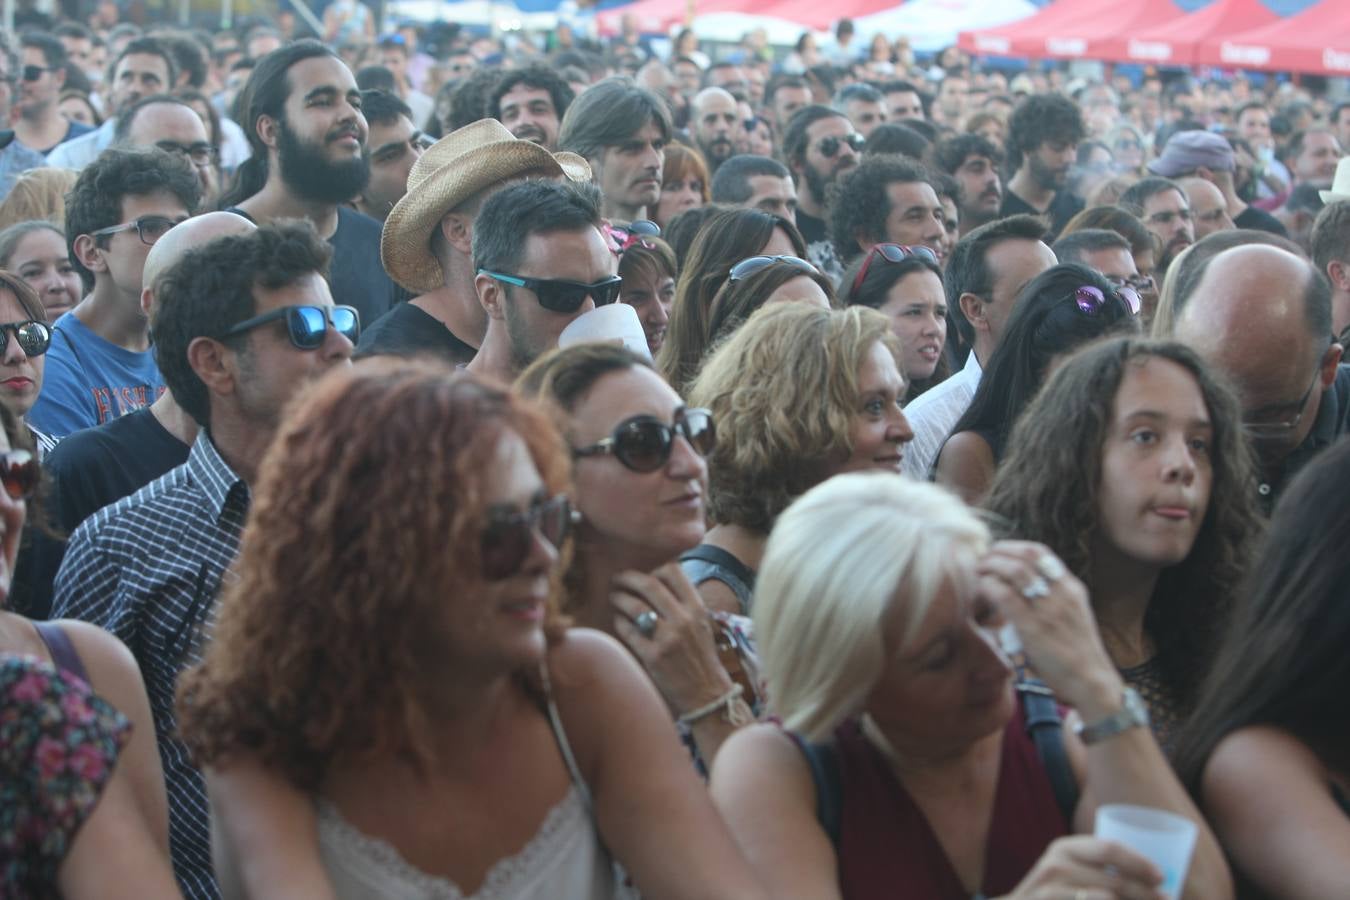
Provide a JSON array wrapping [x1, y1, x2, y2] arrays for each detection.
[[0, 167, 79, 231], [712, 473, 1233, 900]]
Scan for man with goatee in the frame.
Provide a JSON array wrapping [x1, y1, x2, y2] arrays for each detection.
[[220, 40, 402, 326]]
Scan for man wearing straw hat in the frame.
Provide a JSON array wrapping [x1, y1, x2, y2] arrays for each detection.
[[365, 118, 593, 364]]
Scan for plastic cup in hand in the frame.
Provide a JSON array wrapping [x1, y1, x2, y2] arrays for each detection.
[[558, 303, 651, 361], [1094, 804, 1198, 899]]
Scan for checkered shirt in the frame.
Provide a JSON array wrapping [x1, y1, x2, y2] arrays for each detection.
[[52, 431, 249, 900]]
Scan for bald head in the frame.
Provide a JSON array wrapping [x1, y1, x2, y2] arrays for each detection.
[[691, 87, 740, 168], [142, 211, 256, 317], [1176, 244, 1337, 460], [1177, 176, 1234, 239]]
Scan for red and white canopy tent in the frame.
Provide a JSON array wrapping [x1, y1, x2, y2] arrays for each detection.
[[1194, 0, 1350, 75], [1089, 0, 1279, 67], [595, 0, 783, 37], [956, 0, 1124, 58]]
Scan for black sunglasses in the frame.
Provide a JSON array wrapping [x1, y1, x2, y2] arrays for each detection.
[[479, 270, 623, 313], [217, 305, 360, 349], [818, 133, 865, 157], [0, 320, 51, 357], [573, 407, 716, 473], [21, 64, 51, 81], [728, 255, 818, 282], [480, 493, 577, 581], [851, 243, 940, 294], [0, 448, 39, 499]]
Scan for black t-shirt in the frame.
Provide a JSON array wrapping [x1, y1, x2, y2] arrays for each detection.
[[1234, 205, 1289, 238], [355, 301, 477, 366], [223, 205, 407, 328], [1000, 189, 1085, 242], [11, 407, 190, 620]]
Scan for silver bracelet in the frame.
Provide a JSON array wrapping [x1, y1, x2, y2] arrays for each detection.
[[677, 683, 747, 726]]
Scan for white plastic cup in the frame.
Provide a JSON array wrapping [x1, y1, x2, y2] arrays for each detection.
[[1094, 804, 1198, 900], [558, 303, 651, 361]]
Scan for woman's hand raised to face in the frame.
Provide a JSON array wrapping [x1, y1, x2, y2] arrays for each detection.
[[609, 562, 737, 717], [976, 541, 1126, 721]]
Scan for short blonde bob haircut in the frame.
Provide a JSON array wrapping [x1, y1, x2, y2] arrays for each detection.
[[687, 302, 900, 534], [755, 473, 990, 742]]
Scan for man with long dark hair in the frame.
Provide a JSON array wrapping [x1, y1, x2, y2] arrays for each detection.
[[221, 40, 401, 326]]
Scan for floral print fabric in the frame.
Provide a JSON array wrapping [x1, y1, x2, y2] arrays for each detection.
[[0, 654, 129, 895]]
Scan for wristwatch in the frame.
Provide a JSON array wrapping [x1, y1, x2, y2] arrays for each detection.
[[1075, 687, 1150, 745]]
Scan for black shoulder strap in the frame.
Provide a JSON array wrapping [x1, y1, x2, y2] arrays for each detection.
[[1017, 676, 1079, 827], [789, 732, 843, 847]]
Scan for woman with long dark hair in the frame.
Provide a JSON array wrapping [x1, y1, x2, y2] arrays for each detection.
[[1171, 438, 1350, 897]]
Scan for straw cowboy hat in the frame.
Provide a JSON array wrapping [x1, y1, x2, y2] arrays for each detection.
[[1319, 157, 1350, 205], [381, 118, 592, 294]]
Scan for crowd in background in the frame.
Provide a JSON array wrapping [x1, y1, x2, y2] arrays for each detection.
[[1, 3, 1349, 899]]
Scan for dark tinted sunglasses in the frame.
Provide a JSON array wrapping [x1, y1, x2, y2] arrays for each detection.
[[818, 133, 865, 157], [217, 305, 361, 349], [851, 243, 940, 295], [1073, 285, 1140, 317], [0, 320, 51, 357], [479, 270, 623, 313], [480, 493, 577, 581], [728, 255, 818, 282], [573, 407, 716, 473], [0, 448, 39, 499], [21, 65, 51, 81]]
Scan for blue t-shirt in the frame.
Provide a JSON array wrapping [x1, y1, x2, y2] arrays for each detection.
[[27, 313, 165, 439]]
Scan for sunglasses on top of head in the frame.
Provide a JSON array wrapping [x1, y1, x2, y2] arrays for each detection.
[[818, 133, 865, 157], [573, 407, 716, 473], [478, 270, 623, 313], [1072, 284, 1140, 317], [216, 305, 361, 350], [851, 243, 940, 294], [0, 448, 39, 499], [480, 493, 578, 581], [728, 255, 818, 282]]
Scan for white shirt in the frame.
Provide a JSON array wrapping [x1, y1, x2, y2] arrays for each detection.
[[46, 117, 115, 170], [902, 350, 983, 480]]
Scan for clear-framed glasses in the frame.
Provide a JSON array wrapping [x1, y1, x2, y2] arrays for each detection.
[[89, 215, 183, 246]]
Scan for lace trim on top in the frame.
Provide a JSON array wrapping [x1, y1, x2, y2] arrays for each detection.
[[1119, 656, 1186, 753], [316, 786, 591, 899]]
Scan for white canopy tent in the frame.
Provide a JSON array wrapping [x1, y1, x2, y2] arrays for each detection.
[[690, 11, 815, 45], [854, 0, 1039, 52]]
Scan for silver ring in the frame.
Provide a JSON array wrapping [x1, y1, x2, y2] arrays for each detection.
[[1036, 553, 1068, 582], [635, 609, 659, 637], [1021, 576, 1051, 600]]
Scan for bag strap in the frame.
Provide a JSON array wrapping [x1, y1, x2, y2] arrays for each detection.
[[788, 731, 843, 847], [1016, 675, 1079, 827]]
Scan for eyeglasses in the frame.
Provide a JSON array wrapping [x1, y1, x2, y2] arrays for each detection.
[[478, 270, 623, 313], [1072, 284, 1140, 317], [817, 133, 865, 157], [728, 255, 817, 282], [573, 407, 716, 473], [216, 305, 360, 349], [850, 243, 939, 295], [89, 215, 182, 246], [1242, 369, 1320, 439], [0, 320, 51, 357], [1104, 273, 1156, 295], [21, 65, 52, 81], [0, 448, 39, 499], [156, 140, 219, 167], [480, 493, 577, 581]]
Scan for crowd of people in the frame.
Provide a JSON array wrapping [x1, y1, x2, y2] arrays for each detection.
[[1, 3, 1349, 898]]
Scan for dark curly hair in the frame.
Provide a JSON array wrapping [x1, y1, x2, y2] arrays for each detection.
[[488, 63, 575, 127], [1006, 93, 1086, 172], [829, 154, 936, 264], [65, 147, 201, 291], [177, 362, 572, 789], [985, 336, 1262, 711], [152, 220, 332, 428]]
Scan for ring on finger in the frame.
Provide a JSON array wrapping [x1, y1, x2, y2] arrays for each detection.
[[634, 609, 660, 637], [1036, 553, 1068, 582], [1021, 575, 1051, 600]]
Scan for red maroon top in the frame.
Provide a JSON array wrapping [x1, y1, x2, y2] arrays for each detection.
[[835, 704, 1070, 899]]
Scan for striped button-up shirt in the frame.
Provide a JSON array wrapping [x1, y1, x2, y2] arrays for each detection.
[[53, 432, 248, 900]]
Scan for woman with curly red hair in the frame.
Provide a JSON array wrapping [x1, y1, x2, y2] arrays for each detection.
[[176, 360, 765, 898]]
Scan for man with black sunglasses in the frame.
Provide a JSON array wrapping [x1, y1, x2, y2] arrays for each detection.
[[468, 180, 617, 384], [52, 221, 352, 899], [28, 147, 199, 439], [0, 34, 48, 200], [13, 32, 94, 154], [783, 105, 863, 282]]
